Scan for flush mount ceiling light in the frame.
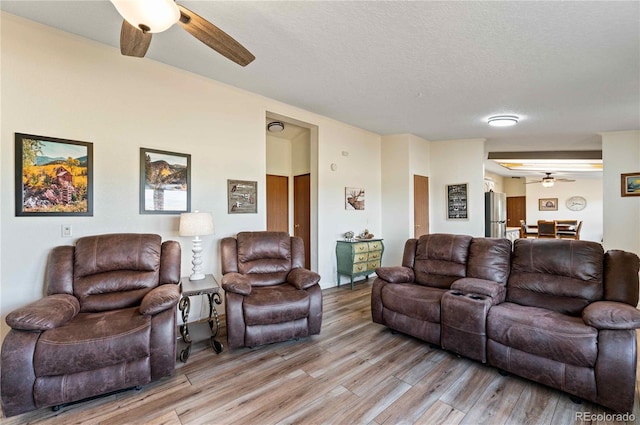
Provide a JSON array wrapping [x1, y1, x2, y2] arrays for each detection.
[[267, 121, 285, 132], [487, 115, 519, 127]]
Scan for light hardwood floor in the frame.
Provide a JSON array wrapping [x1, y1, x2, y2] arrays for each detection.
[[2, 280, 639, 424]]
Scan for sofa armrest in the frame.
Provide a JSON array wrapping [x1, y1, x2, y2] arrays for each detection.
[[221, 273, 252, 295], [287, 268, 321, 290], [140, 284, 180, 316], [6, 294, 80, 331], [451, 278, 506, 304], [375, 266, 415, 283], [582, 301, 640, 330]]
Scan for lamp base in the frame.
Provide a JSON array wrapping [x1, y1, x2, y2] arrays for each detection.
[[189, 272, 205, 281]]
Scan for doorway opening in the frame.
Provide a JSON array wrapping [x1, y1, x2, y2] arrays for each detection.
[[265, 113, 318, 271]]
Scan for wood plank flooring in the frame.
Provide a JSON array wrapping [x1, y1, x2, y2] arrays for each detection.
[[2, 280, 639, 424]]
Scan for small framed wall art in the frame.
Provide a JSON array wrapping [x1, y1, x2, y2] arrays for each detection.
[[446, 183, 468, 219], [228, 179, 257, 213], [345, 187, 365, 210], [140, 148, 191, 214], [538, 198, 558, 211], [621, 172, 640, 197], [15, 133, 93, 216]]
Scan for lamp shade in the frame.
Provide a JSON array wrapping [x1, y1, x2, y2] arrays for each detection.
[[179, 212, 214, 237], [110, 0, 180, 33]]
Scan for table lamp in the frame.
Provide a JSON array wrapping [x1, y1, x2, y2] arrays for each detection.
[[179, 211, 214, 281]]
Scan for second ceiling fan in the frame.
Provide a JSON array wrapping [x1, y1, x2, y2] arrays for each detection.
[[111, 0, 255, 66], [526, 172, 575, 187]]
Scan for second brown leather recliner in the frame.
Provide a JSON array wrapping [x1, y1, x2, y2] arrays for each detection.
[[220, 231, 322, 348]]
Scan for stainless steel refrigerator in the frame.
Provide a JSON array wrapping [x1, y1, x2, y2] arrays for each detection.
[[485, 191, 507, 238]]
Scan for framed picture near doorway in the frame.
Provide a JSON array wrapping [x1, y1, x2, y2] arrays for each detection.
[[621, 172, 640, 197], [228, 179, 257, 213], [446, 183, 468, 220]]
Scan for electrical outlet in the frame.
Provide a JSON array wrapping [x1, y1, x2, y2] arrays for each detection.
[[62, 224, 72, 238]]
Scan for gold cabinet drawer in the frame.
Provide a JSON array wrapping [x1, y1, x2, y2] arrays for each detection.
[[352, 263, 368, 273], [368, 241, 382, 251], [354, 242, 369, 253], [368, 260, 380, 270], [368, 251, 381, 260], [354, 253, 368, 263]]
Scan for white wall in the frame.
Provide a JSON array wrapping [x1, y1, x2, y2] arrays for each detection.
[[430, 139, 486, 236], [0, 13, 381, 341], [379, 134, 431, 265], [525, 178, 603, 242], [504, 177, 526, 197], [292, 130, 311, 176], [484, 171, 505, 193], [602, 130, 640, 253], [266, 135, 292, 176]]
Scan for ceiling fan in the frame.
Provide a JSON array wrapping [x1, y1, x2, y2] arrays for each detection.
[[110, 0, 255, 66], [526, 172, 576, 187]]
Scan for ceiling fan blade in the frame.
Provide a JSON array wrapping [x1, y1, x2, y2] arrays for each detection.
[[120, 19, 152, 57], [177, 4, 255, 67], [525, 180, 543, 184], [556, 178, 576, 182]]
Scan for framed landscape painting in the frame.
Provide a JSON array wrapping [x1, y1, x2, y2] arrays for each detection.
[[621, 172, 640, 197], [15, 133, 93, 216], [140, 148, 191, 214]]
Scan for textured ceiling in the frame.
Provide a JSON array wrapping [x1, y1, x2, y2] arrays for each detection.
[[2, 1, 639, 177]]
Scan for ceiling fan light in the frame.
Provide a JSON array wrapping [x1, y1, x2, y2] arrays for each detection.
[[488, 115, 519, 127], [111, 0, 180, 33], [541, 178, 555, 188]]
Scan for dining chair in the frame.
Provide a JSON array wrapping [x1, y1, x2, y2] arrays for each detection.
[[557, 220, 582, 240], [537, 220, 557, 238], [519, 220, 538, 238]]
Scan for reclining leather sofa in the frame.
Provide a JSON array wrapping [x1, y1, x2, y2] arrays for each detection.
[[221, 231, 322, 348], [1, 233, 181, 417], [372, 234, 640, 413]]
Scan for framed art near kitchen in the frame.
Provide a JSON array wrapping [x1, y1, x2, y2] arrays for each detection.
[[140, 148, 191, 214], [621, 172, 640, 197], [539, 198, 558, 211], [446, 183, 468, 219], [15, 133, 93, 216]]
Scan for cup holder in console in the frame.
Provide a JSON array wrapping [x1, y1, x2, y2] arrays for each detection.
[[450, 291, 464, 296], [469, 295, 485, 300]]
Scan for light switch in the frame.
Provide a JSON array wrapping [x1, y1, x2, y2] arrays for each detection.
[[62, 224, 72, 237]]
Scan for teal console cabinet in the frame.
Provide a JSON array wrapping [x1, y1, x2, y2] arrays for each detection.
[[336, 239, 384, 289]]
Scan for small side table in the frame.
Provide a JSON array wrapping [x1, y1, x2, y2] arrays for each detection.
[[178, 274, 223, 362]]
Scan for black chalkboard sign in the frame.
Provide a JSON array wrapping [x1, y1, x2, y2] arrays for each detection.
[[447, 183, 468, 220]]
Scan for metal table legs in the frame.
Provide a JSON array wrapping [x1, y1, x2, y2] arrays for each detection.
[[178, 292, 224, 362]]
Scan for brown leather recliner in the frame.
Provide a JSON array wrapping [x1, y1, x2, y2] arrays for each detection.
[[1, 233, 181, 417], [221, 231, 322, 348]]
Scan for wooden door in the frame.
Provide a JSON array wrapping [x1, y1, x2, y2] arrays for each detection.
[[294, 174, 311, 268], [266, 175, 288, 232], [507, 196, 526, 228], [414, 175, 429, 238]]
